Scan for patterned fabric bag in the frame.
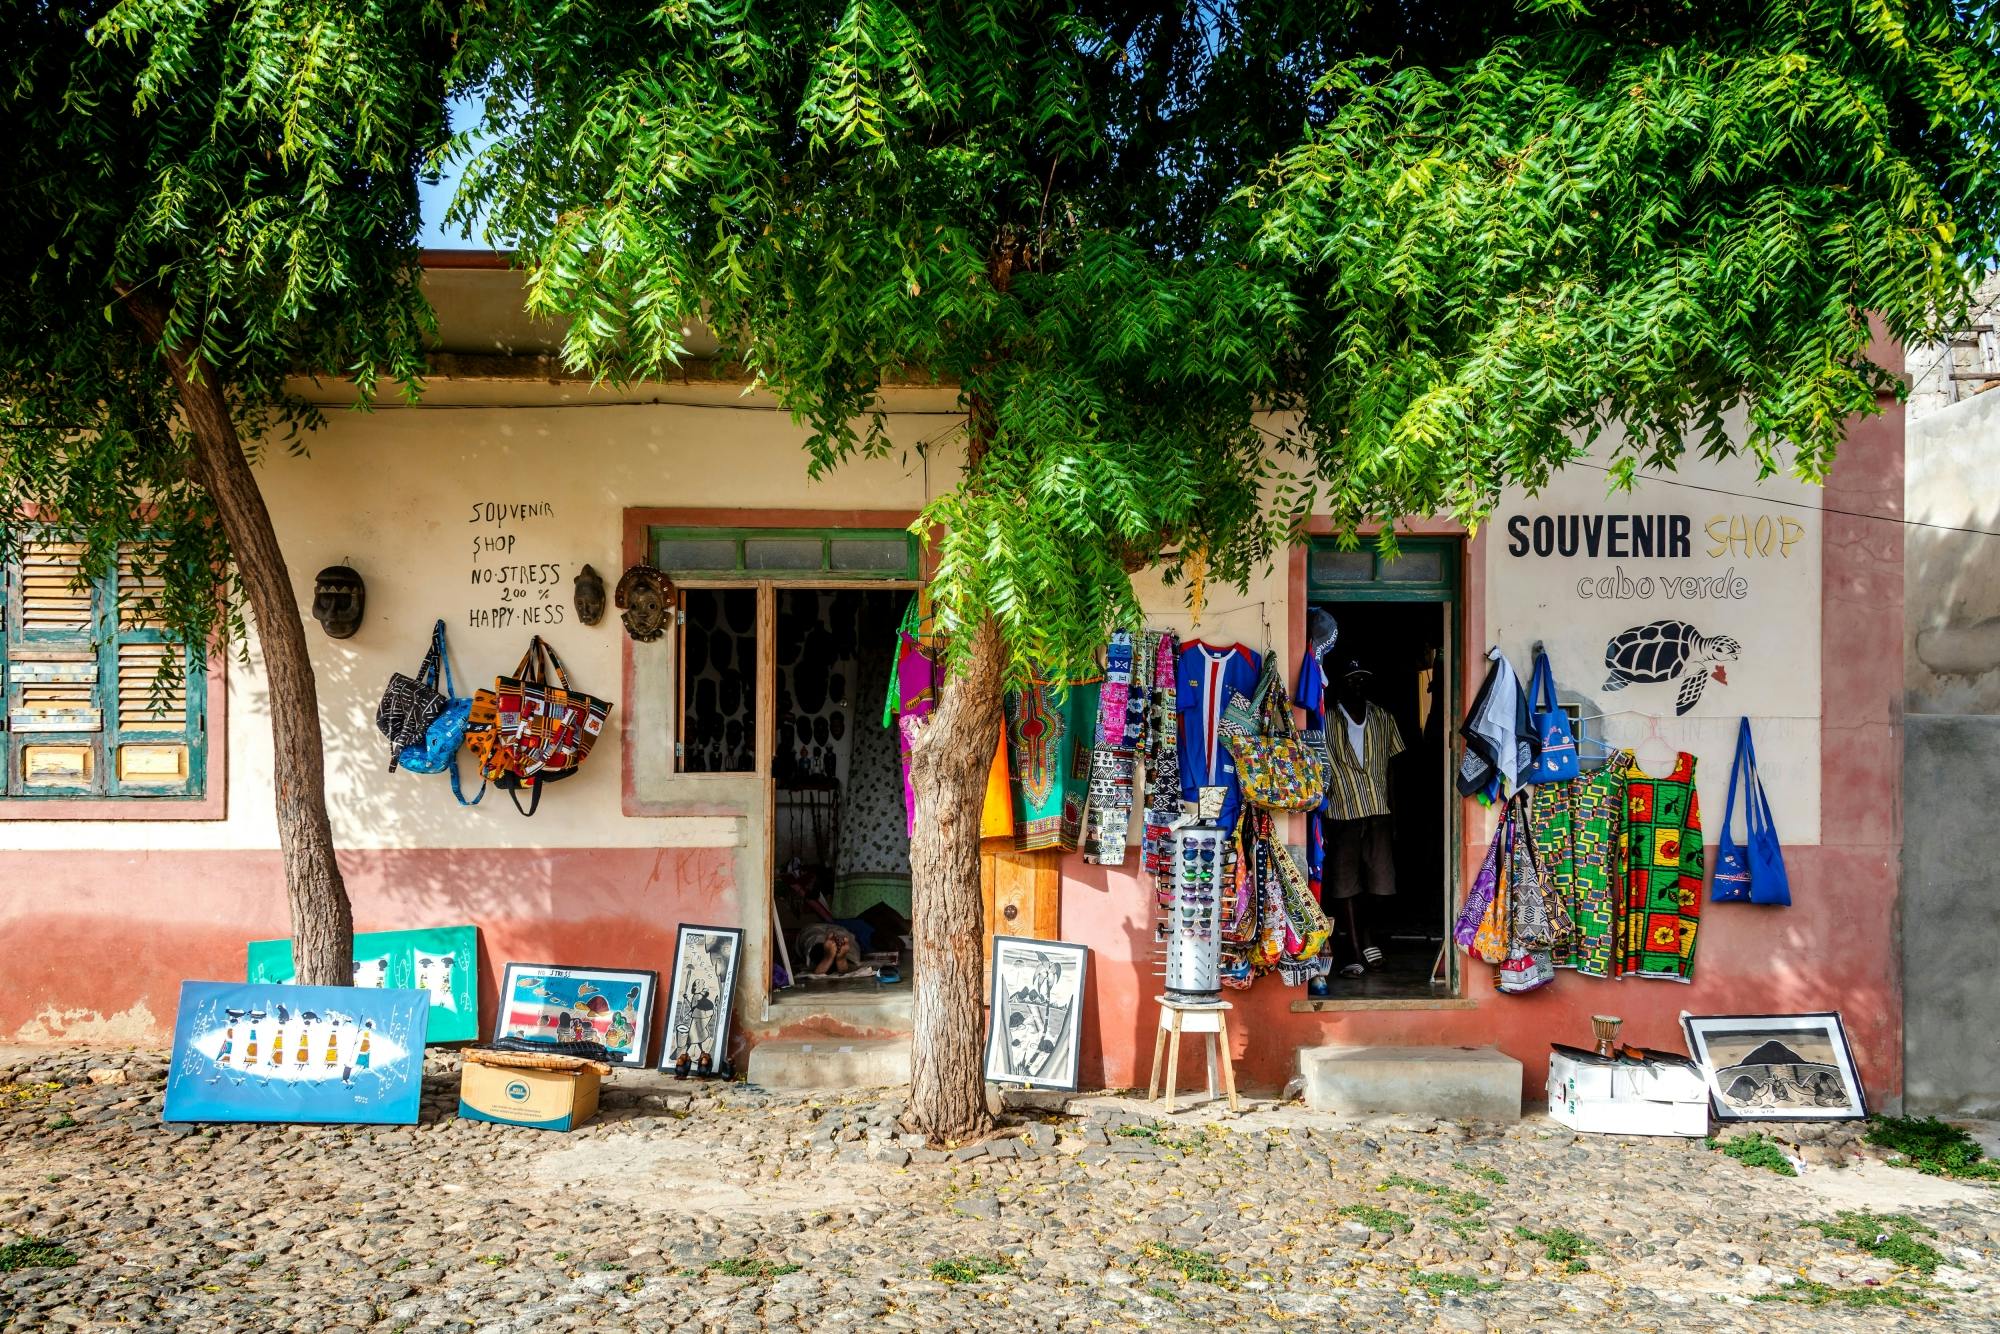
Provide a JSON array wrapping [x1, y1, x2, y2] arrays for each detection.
[[374, 627, 448, 773], [467, 636, 614, 816], [1222, 658, 1327, 812], [395, 620, 485, 806]]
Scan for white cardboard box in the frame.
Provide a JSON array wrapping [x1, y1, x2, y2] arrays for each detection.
[[1547, 1045, 1709, 1137]]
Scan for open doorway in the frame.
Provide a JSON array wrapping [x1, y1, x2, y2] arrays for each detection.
[[1303, 536, 1460, 998]]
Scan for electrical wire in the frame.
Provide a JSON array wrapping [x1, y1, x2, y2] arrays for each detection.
[[1562, 460, 2000, 540]]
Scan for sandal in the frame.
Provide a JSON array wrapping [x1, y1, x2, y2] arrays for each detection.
[[1361, 946, 1385, 968], [1340, 962, 1365, 978]]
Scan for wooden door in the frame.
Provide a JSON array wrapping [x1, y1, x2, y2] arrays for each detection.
[[980, 847, 1061, 996]]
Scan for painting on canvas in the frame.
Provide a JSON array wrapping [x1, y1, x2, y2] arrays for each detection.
[[495, 962, 656, 1068], [660, 926, 744, 1077], [1682, 1011, 1867, 1121], [983, 936, 1088, 1092], [163, 981, 429, 1125], [247, 925, 480, 1043]]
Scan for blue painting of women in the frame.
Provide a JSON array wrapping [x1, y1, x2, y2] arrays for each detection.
[[163, 982, 430, 1125]]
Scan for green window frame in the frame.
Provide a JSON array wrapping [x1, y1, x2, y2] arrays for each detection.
[[1306, 538, 1460, 602], [650, 526, 919, 581], [1, 537, 207, 800]]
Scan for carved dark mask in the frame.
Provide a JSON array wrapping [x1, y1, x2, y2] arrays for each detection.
[[574, 564, 607, 626], [310, 565, 365, 639], [615, 564, 672, 643]]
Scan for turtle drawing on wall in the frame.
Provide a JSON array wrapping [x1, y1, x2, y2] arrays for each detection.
[[1603, 620, 1742, 715]]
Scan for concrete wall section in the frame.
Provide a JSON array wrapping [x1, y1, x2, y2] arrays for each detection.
[[1903, 715, 2000, 1115], [1906, 384, 2000, 715]]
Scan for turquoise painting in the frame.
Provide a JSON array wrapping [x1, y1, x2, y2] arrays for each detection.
[[246, 924, 479, 1043]]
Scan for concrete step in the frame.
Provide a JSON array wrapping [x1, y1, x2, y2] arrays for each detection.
[[747, 1037, 911, 1090], [1298, 1044, 1522, 1121]]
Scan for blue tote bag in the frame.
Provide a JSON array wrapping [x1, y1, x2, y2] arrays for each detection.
[[397, 620, 485, 806], [1527, 649, 1579, 784], [1712, 717, 1789, 905]]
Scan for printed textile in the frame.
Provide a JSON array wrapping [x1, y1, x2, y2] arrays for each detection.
[[1617, 751, 1704, 981], [1177, 641, 1262, 836], [1140, 631, 1183, 886], [1083, 631, 1142, 865], [893, 632, 938, 836], [1528, 753, 1629, 977], [1005, 681, 1099, 854]]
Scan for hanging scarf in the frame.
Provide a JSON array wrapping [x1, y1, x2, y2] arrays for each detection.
[[1083, 631, 1139, 865], [1140, 630, 1182, 885]]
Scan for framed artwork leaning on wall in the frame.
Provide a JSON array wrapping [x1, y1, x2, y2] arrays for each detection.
[[495, 962, 658, 1069], [660, 925, 745, 1078], [1681, 1010, 1866, 1121], [984, 936, 1089, 1093]]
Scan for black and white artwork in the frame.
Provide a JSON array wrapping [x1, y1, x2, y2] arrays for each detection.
[[661, 925, 743, 1078], [1681, 1011, 1867, 1121], [984, 937, 1088, 1092]]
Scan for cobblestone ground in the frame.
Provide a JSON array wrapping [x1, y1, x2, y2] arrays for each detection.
[[2, 1047, 1997, 1332]]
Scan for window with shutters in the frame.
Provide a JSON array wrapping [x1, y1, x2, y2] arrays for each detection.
[[2, 537, 207, 801]]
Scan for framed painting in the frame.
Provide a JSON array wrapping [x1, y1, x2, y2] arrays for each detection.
[[494, 962, 657, 1068], [660, 925, 744, 1078], [1681, 1011, 1867, 1121], [163, 981, 429, 1125], [247, 925, 480, 1043], [984, 936, 1088, 1092]]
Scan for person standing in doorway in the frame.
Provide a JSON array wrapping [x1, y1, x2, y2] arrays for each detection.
[[1313, 659, 1405, 990]]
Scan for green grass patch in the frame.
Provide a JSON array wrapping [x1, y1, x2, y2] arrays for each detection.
[[1707, 1132, 1797, 1176], [1382, 1173, 1490, 1216], [1410, 1269, 1501, 1296], [1339, 1203, 1411, 1235], [1812, 1211, 1944, 1275], [707, 1258, 802, 1280], [1436, 1215, 1490, 1240], [1145, 1283, 1178, 1302], [0, 1238, 78, 1272], [1140, 1241, 1235, 1287], [1514, 1226, 1595, 1273], [1114, 1123, 1209, 1154], [1453, 1161, 1507, 1187], [929, 1255, 1013, 1284], [1752, 1279, 1939, 1310], [46, 1113, 76, 1130], [1866, 1116, 2000, 1181]]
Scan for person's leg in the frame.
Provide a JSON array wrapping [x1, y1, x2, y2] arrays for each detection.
[[1327, 820, 1366, 975], [1356, 816, 1397, 968]]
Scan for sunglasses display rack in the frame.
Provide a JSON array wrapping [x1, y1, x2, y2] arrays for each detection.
[[1165, 825, 1226, 1003]]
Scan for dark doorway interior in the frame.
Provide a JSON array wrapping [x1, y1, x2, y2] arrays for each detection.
[[1312, 599, 1450, 996]]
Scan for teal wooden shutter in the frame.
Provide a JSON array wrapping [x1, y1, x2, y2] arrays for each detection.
[[107, 542, 203, 797]]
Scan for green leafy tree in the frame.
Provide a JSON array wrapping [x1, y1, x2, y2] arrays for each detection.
[[121, 0, 1999, 1137], [0, 3, 449, 982]]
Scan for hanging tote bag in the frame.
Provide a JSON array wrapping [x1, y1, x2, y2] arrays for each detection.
[[1222, 657, 1327, 812], [374, 631, 448, 773], [1527, 649, 1580, 784], [467, 637, 615, 816], [1712, 718, 1791, 905], [394, 621, 485, 805]]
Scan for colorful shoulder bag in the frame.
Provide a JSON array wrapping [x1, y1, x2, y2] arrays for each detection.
[[467, 636, 615, 816], [1223, 656, 1327, 812]]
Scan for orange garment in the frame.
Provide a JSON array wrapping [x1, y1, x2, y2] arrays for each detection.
[[980, 727, 1014, 841]]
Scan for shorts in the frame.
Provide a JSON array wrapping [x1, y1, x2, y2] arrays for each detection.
[[1323, 815, 1395, 901]]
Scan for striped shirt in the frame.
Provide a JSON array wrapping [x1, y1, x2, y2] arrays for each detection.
[[1321, 702, 1405, 822]]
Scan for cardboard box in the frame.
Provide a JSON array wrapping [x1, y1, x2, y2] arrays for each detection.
[[459, 1059, 601, 1132], [1547, 1044, 1708, 1137]]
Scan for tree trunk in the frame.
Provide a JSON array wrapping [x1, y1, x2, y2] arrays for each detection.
[[122, 295, 354, 985], [902, 613, 1005, 1142]]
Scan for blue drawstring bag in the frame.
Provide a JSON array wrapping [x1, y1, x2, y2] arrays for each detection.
[[1712, 717, 1788, 905], [1527, 650, 1580, 784], [397, 620, 485, 806]]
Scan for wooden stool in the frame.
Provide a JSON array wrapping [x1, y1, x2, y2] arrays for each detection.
[[1146, 997, 1239, 1113]]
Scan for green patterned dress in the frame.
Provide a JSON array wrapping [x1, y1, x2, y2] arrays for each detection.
[[1617, 751, 1704, 981], [1528, 752, 1629, 978]]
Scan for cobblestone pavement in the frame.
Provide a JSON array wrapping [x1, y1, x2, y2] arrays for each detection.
[[2, 1047, 1997, 1332]]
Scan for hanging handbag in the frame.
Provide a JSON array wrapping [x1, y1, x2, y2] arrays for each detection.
[[394, 621, 485, 806], [374, 630, 448, 773], [467, 637, 615, 816], [1712, 717, 1790, 905], [1223, 658, 1327, 812], [1527, 649, 1580, 784]]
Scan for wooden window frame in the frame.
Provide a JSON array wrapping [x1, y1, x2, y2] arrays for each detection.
[[0, 538, 225, 821]]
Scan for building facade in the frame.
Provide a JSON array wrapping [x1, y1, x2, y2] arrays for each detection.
[[0, 270, 1907, 1109]]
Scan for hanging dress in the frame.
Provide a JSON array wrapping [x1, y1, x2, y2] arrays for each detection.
[[1617, 751, 1704, 981], [1005, 680, 1099, 853]]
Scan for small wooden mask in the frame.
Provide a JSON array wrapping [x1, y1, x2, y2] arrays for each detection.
[[615, 564, 673, 642], [573, 564, 607, 626]]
